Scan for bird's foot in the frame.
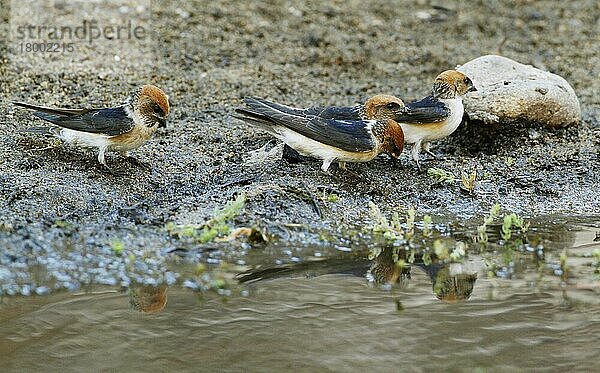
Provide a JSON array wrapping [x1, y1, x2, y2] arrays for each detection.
[[100, 164, 127, 176], [415, 159, 422, 171], [336, 162, 363, 178], [342, 169, 361, 178], [425, 150, 439, 159], [126, 156, 152, 171]]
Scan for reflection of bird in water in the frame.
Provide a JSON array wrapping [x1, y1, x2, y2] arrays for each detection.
[[129, 285, 168, 313], [414, 262, 477, 303], [236, 255, 372, 284], [367, 247, 412, 285], [236, 247, 477, 303], [236, 249, 411, 286]]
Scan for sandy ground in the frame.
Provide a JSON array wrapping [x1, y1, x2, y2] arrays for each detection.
[[0, 0, 599, 254]]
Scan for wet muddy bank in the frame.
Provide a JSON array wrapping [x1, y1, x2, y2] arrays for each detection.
[[0, 0, 599, 278]]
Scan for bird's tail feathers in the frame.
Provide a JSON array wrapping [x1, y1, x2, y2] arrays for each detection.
[[19, 126, 60, 136], [234, 108, 280, 135], [12, 101, 84, 116], [242, 97, 295, 118], [235, 265, 295, 284]]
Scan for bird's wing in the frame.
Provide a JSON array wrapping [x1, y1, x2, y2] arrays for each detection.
[[394, 96, 450, 124], [238, 97, 376, 152], [25, 105, 135, 136], [243, 97, 362, 120], [305, 105, 362, 120], [302, 117, 376, 152]]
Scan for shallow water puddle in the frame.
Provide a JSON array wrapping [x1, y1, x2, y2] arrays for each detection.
[[1, 218, 599, 371]]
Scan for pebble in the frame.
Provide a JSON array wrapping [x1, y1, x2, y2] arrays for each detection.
[[457, 55, 581, 127]]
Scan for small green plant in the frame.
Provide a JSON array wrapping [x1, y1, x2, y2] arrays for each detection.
[[428, 167, 478, 193], [111, 240, 125, 256], [461, 170, 477, 194], [450, 242, 467, 261], [504, 157, 515, 167], [422, 251, 432, 266], [54, 220, 72, 229], [0, 222, 14, 232], [327, 193, 340, 203], [592, 248, 600, 274], [427, 167, 456, 184], [395, 258, 407, 270], [405, 207, 416, 239], [432, 240, 466, 262], [368, 202, 404, 241], [477, 203, 501, 244], [501, 213, 529, 241], [422, 215, 433, 237], [195, 263, 206, 275], [433, 239, 449, 260], [166, 193, 246, 243], [559, 249, 569, 281]]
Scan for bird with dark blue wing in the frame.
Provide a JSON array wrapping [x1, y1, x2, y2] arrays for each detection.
[[13, 85, 170, 175], [235, 95, 405, 172], [395, 70, 477, 169]]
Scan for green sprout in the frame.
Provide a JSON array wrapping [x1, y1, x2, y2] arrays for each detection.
[[166, 193, 246, 243], [427, 167, 456, 184], [501, 213, 528, 241], [55, 220, 72, 229], [477, 203, 501, 244], [433, 239, 449, 260], [405, 207, 416, 238], [450, 242, 467, 261], [461, 170, 477, 194], [111, 240, 125, 256], [422, 251, 432, 266], [423, 215, 433, 237], [327, 193, 340, 203], [592, 248, 600, 274], [560, 249, 569, 281], [368, 202, 404, 241]]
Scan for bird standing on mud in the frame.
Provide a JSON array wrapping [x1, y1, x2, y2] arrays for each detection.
[[235, 95, 405, 172], [13, 85, 170, 175], [395, 70, 477, 169]]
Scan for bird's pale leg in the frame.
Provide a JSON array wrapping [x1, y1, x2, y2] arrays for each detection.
[[121, 151, 151, 170], [98, 147, 124, 176], [423, 142, 438, 159], [337, 161, 362, 178], [411, 142, 422, 170], [321, 158, 333, 173]]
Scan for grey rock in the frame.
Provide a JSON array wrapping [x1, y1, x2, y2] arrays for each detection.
[[457, 55, 580, 127]]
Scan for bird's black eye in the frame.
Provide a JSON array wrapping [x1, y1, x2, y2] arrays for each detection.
[[386, 102, 400, 110], [464, 77, 472, 85], [153, 104, 164, 116]]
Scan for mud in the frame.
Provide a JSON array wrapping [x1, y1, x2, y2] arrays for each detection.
[[0, 0, 599, 258]]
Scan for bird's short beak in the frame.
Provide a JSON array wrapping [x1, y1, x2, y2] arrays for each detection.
[[469, 85, 478, 92], [157, 116, 167, 128]]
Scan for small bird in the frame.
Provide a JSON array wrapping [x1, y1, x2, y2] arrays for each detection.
[[395, 70, 477, 169], [13, 84, 170, 174], [234, 95, 405, 172]]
